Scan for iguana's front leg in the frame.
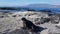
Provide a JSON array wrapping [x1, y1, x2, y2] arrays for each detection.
[[22, 22, 27, 29]]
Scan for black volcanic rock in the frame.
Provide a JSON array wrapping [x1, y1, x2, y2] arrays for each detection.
[[35, 17, 50, 25], [12, 15, 16, 17], [0, 16, 4, 18], [49, 14, 60, 24], [0, 7, 21, 10]]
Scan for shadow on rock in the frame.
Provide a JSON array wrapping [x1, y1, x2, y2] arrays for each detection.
[[32, 26, 47, 33]]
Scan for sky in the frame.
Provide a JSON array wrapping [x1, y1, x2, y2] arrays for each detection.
[[0, 0, 60, 6]]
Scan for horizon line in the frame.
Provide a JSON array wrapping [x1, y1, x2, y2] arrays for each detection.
[[0, 3, 60, 7]]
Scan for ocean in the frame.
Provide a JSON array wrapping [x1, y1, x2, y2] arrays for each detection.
[[0, 8, 60, 14]]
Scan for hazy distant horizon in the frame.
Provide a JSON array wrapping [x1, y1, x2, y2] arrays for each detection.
[[0, 0, 60, 7], [0, 3, 60, 7]]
